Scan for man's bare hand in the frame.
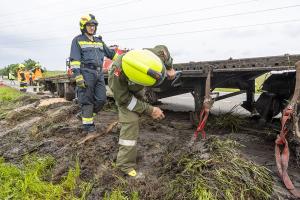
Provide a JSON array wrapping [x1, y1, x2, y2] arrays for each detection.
[[151, 107, 165, 120], [166, 68, 176, 80]]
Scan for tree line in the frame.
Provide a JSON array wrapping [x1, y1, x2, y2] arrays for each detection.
[[0, 59, 46, 76]]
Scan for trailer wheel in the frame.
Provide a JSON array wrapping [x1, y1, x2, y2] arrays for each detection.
[[57, 83, 65, 98], [65, 84, 75, 101], [48, 83, 57, 94]]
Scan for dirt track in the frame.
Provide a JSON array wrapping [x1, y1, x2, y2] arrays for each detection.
[[0, 97, 299, 199]]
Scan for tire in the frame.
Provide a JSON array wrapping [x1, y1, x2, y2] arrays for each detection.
[[65, 84, 75, 101], [57, 83, 65, 98]]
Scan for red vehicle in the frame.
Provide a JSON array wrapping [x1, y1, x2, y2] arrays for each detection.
[[102, 45, 127, 73]]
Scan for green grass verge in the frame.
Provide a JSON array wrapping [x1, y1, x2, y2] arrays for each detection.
[[44, 71, 66, 78], [0, 86, 27, 119], [0, 155, 91, 200], [0, 86, 24, 102]]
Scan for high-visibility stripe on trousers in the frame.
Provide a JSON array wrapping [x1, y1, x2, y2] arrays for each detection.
[[82, 117, 93, 125], [116, 106, 139, 174], [20, 81, 27, 92]]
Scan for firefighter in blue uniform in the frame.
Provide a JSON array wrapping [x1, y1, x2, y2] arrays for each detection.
[[70, 14, 118, 133]]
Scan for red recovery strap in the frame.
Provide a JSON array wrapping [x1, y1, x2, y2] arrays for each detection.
[[275, 105, 300, 198], [275, 60, 300, 198], [194, 69, 213, 140]]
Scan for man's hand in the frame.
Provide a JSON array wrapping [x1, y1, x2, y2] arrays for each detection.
[[166, 68, 176, 80], [75, 74, 86, 88], [151, 107, 165, 120]]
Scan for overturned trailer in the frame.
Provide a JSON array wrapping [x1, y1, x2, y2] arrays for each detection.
[[150, 54, 300, 123], [38, 54, 300, 124]]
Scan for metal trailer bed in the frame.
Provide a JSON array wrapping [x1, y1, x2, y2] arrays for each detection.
[[38, 54, 300, 123]]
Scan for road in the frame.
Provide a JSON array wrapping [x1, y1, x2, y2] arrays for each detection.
[[1, 77, 41, 93]]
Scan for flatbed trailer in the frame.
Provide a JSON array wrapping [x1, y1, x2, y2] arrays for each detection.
[[38, 54, 300, 123]]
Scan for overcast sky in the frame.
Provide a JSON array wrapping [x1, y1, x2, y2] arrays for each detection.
[[0, 0, 300, 70]]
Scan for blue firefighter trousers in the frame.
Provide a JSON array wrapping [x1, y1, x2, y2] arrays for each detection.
[[77, 68, 107, 124]]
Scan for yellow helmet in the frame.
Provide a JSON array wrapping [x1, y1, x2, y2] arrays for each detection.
[[80, 14, 98, 34], [122, 49, 166, 87], [18, 64, 25, 69], [145, 45, 173, 69], [35, 63, 41, 68]]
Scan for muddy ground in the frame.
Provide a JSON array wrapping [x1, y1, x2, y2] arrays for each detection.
[[0, 96, 299, 199]]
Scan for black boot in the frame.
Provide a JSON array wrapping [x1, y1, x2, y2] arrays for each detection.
[[82, 124, 97, 134]]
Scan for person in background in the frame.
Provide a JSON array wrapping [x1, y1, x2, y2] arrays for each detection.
[[33, 63, 44, 80], [25, 69, 30, 84], [8, 70, 16, 85], [18, 64, 27, 92]]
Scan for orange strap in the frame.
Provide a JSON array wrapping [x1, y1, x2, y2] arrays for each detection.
[[275, 106, 300, 198]]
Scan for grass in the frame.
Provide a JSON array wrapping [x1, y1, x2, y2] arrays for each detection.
[[0, 86, 39, 120], [207, 105, 246, 133], [44, 71, 66, 78], [166, 137, 274, 200], [0, 86, 25, 102], [0, 86, 28, 119], [0, 155, 91, 200], [103, 188, 139, 200]]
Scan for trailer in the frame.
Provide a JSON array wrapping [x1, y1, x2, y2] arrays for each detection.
[[38, 54, 300, 124]]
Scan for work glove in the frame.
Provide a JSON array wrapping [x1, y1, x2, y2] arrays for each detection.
[[75, 74, 86, 88]]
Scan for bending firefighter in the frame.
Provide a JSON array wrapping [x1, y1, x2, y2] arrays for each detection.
[[18, 64, 27, 92], [70, 14, 118, 133], [108, 45, 176, 178]]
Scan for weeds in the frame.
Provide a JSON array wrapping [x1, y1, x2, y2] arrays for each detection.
[[0, 86, 24, 102], [103, 188, 139, 200], [208, 105, 246, 132], [0, 155, 91, 200], [166, 137, 273, 200], [0, 86, 38, 120]]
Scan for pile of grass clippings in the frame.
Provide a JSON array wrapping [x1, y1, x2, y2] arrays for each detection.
[[165, 137, 273, 200], [207, 106, 246, 133]]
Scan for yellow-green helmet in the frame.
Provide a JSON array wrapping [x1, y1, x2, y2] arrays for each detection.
[[35, 63, 41, 68], [145, 45, 173, 69], [79, 14, 98, 34], [122, 49, 166, 87], [18, 64, 25, 69]]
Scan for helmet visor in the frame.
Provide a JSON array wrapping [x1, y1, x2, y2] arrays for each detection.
[[87, 19, 98, 26]]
